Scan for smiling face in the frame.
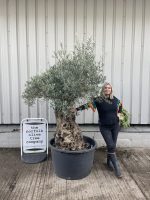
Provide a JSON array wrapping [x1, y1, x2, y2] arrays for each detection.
[[103, 84, 112, 96]]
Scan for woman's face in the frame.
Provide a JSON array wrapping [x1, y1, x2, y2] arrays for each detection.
[[104, 84, 112, 96]]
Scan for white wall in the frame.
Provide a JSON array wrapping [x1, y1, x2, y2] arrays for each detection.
[[0, 0, 150, 124]]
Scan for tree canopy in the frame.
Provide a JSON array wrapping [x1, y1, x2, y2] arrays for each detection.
[[23, 39, 105, 113]]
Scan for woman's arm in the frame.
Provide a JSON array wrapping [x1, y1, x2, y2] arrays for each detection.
[[76, 101, 96, 112]]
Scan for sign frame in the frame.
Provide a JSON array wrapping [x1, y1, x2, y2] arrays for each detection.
[[20, 118, 48, 161]]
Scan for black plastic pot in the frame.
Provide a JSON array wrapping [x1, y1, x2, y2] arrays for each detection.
[[49, 136, 96, 180]]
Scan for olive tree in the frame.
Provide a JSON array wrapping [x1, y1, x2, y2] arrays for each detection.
[[22, 40, 105, 150]]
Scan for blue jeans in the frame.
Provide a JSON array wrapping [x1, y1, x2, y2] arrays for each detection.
[[99, 123, 120, 153]]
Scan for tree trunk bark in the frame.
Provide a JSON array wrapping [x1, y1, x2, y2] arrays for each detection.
[[54, 109, 85, 150]]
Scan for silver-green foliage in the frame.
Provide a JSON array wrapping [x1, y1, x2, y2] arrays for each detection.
[[23, 40, 105, 113], [119, 108, 130, 128]]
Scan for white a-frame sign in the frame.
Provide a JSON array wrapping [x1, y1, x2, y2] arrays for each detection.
[[21, 118, 48, 163]]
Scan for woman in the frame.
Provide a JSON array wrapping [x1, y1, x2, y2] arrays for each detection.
[[76, 82, 123, 178]]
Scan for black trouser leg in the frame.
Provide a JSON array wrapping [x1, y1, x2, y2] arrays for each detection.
[[100, 123, 122, 177], [99, 124, 117, 153], [111, 123, 120, 148], [99, 124, 116, 170], [110, 123, 122, 177]]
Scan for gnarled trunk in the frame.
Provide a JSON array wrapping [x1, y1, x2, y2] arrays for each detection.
[[54, 108, 85, 150]]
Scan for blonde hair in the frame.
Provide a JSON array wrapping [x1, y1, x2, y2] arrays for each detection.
[[100, 82, 114, 99]]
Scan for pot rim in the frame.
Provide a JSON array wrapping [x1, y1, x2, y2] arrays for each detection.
[[49, 136, 96, 154]]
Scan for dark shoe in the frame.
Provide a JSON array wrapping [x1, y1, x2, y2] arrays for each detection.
[[107, 154, 114, 171], [108, 153, 122, 178]]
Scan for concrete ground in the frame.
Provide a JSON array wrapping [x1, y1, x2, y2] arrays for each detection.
[[0, 148, 150, 200]]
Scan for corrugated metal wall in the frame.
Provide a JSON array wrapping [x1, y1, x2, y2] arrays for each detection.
[[0, 0, 150, 124]]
